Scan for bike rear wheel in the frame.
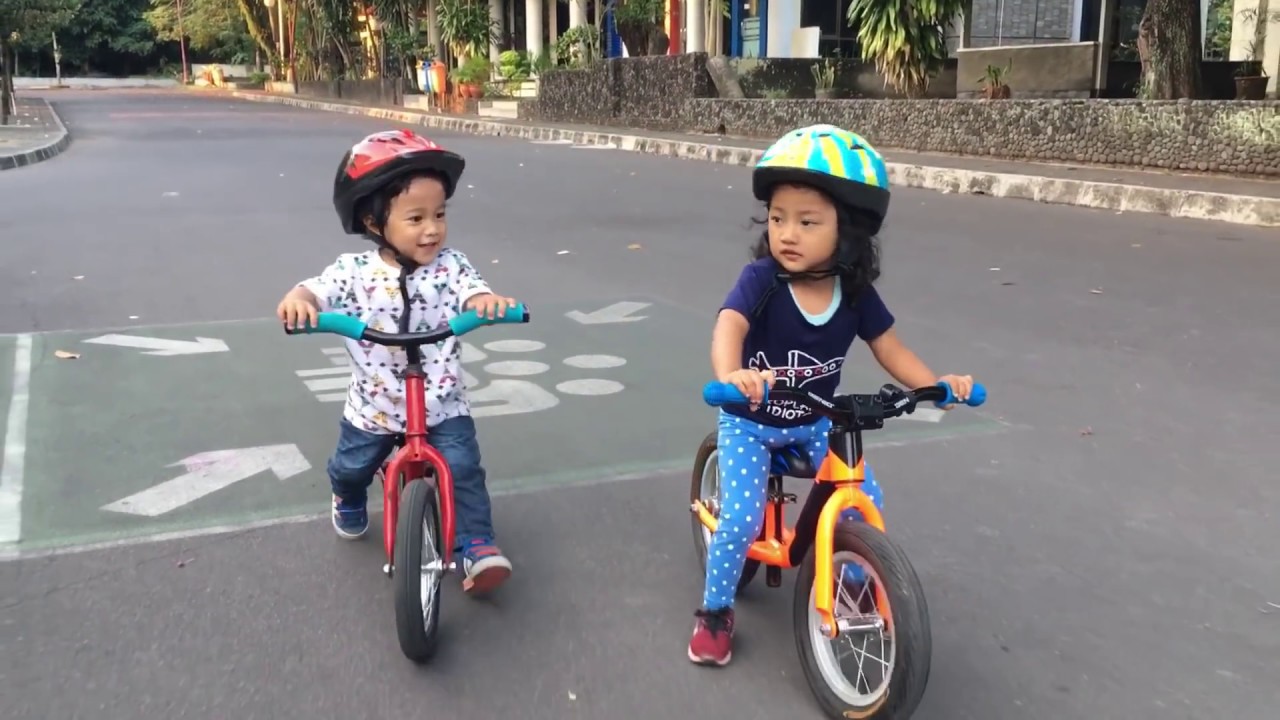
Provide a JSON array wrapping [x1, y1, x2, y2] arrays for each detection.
[[393, 475, 444, 663], [690, 432, 760, 594], [793, 520, 931, 719]]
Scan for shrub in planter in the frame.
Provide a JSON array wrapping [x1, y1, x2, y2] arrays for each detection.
[[1234, 60, 1268, 100]]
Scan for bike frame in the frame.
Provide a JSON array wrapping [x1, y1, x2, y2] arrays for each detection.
[[692, 422, 888, 639], [381, 344, 457, 570], [694, 381, 985, 640], [283, 303, 531, 574]]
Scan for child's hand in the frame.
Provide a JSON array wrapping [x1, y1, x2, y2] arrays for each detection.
[[277, 289, 319, 331], [721, 368, 775, 410], [465, 292, 519, 320], [936, 374, 974, 409]]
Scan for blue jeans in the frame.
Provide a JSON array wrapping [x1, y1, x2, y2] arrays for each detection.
[[703, 409, 885, 611], [326, 414, 495, 550]]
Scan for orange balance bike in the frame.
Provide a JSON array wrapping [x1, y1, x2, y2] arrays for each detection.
[[286, 304, 530, 662], [692, 379, 987, 719]]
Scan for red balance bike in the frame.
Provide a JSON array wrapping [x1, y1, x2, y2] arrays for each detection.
[[286, 304, 530, 662]]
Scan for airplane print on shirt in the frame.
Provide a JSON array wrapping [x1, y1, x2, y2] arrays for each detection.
[[748, 349, 845, 421]]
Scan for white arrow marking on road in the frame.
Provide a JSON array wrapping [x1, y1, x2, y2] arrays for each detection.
[[566, 301, 651, 325], [83, 334, 230, 356], [101, 444, 311, 517]]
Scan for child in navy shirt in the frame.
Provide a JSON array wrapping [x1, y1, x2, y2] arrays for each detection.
[[688, 125, 976, 666]]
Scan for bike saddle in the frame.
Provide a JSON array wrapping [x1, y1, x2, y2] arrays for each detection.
[[770, 446, 817, 479]]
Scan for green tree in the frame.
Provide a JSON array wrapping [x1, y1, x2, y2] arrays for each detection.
[[54, 0, 156, 73], [145, 0, 255, 63], [0, 0, 78, 124]]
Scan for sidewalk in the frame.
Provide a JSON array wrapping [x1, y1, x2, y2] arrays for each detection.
[[0, 97, 71, 171], [224, 89, 1279, 228]]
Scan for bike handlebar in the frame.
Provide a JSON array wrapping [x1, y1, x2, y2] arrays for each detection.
[[282, 303, 531, 344], [702, 378, 987, 423]]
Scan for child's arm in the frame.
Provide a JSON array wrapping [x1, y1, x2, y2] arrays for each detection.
[[712, 309, 771, 406], [867, 329, 939, 389], [713, 262, 776, 405], [276, 257, 357, 329], [451, 249, 518, 319], [859, 288, 973, 405]]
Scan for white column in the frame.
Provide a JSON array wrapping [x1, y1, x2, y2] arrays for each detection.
[[525, 0, 544, 59], [489, 0, 504, 63], [569, 0, 587, 28], [686, 0, 706, 52]]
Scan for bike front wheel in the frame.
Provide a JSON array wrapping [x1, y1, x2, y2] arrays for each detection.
[[793, 521, 931, 719], [393, 475, 444, 663]]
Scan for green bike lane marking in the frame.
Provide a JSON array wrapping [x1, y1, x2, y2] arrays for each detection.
[[2, 297, 1010, 554]]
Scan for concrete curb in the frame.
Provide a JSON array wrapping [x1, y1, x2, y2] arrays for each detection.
[[0, 98, 72, 171], [229, 91, 1280, 228]]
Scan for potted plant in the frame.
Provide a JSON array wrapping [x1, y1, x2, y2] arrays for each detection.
[[1234, 41, 1268, 100], [811, 58, 836, 99], [452, 55, 491, 98], [978, 60, 1013, 99]]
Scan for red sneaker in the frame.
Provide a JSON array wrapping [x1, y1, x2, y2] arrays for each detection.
[[687, 607, 735, 666]]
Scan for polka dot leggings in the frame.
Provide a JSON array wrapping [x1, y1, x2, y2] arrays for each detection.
[[702, 409, 885, 611]]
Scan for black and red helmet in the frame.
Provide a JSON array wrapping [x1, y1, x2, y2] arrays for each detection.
[[332, 129, 466, 235]]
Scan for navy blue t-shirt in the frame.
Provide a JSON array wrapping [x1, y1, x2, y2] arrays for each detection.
[[720, 257, 895, 427]]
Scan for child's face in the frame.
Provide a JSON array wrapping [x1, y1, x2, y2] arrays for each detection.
[[367, 175, 449, 267], [767, 184, 838, 275]]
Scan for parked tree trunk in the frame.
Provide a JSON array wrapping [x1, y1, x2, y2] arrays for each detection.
[[0, 37, 12, 126], [1137, 0, 1203, 99]]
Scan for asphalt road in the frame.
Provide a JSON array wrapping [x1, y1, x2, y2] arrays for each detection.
[[2, 89, 1279, 720]]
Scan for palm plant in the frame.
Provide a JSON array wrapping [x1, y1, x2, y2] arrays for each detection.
[[845, 0, 964, 98]]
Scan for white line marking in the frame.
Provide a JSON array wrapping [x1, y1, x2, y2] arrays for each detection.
[[530, 139, 573, 144], [296, 366, 351, 378], [316, 392, 347, 402], [81, 334, 230, 356], [303, 377, 350, 392], [0, 334, 32, 544]]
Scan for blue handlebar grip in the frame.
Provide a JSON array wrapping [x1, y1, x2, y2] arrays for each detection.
[[447, 303, 530, 337], [286, 312, 369, 341], [934, 381, 987, 408], [702, 381, 769, 407]]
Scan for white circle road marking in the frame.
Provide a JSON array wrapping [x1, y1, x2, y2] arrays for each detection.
[[563, 354, 627, 369], [556, 379, 626, 396], [484, 339, 546, 353], [484, 360, 552, 377]]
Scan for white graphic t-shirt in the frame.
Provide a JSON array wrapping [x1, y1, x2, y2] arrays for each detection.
[[300, 247, 492, 435]]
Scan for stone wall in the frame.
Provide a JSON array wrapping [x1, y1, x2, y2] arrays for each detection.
[[524, 53, 1280, 177], [527, 53, 714, 129], [687, 99, 1280, 176], [728, 58, 958, 99]]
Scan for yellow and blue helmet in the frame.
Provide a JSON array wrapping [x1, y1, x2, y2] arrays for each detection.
[[753, 124, 891, 233]]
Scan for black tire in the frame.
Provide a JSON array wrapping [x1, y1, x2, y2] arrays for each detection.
[[690, 431, 760, 594], [393, 476, 443, 663], [793, 521, 931, 719]]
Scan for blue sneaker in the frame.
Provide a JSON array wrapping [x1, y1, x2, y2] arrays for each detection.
[[459, 537, 512, 595], [332, 494, 368, 539]]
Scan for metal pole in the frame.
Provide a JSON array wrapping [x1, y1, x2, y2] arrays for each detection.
[[177, 0, 189, 84]]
